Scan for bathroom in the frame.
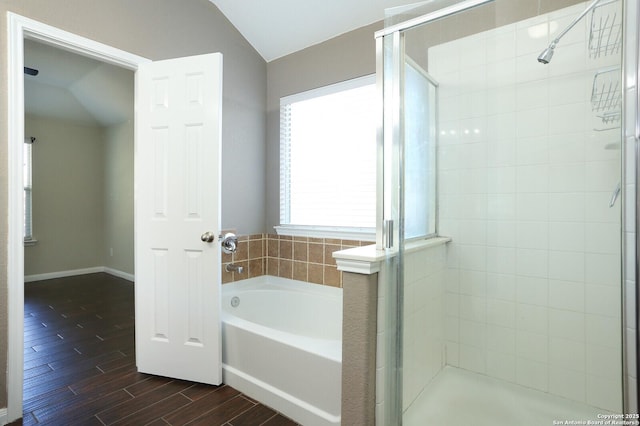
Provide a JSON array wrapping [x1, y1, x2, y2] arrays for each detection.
[[230, 0, 640, 423], [225, 0, 640, 419], [2, 0, 640, 425]]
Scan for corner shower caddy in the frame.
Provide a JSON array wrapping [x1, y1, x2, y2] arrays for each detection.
[[589, 0, 622, 128], [592, 66, 622, 124], [587, 0, 622, 208], [588, 0, 622, 59]]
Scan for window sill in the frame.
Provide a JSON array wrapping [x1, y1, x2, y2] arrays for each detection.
[[274, 225, 375, 241], [404, 236, 451, 254], [24, 238, 38, 247]]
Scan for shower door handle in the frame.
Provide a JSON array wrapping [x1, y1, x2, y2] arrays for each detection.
[[609, 182, 621, 208], [384, 220, 394, 249]]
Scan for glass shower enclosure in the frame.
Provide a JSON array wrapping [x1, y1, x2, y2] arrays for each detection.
[[376, 0, 633, 424]]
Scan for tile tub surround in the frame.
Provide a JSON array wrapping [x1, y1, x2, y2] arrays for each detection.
[[222, 233, 266, 283], [221, 233, 370, 287]]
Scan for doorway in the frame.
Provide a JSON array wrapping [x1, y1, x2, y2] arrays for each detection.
[[23, 38, 135, 282], [7, 13, 148, 422], [22, 38, 136, 420], [8, 14, 225, 423]]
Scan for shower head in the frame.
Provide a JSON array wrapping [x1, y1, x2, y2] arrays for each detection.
[[536, 0, 602, 65], [537, 44, 555, 64]]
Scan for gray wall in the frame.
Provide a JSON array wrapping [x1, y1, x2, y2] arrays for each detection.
[[24, 115, 106, 276], [26, 114, 134, 280], [25, 115, 134, 278], [0, 0, 266, 409], [265, 22, 381, 231], [103, 120, 134, 276]]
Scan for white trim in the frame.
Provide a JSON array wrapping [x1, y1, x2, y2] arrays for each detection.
[[7, 12, 148, 423], [24, 266, 134, 283], [335, 258, 382, 274], [103, 267, 135, 283], [274, 225, 375, 241], [333, 244, 386, 274], [7, 13, 25, 423], [15, 14, 147, 70], [0, 407, 7, 426], [24, 267, 105, 283]]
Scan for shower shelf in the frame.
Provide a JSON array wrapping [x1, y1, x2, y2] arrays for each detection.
[[594, 126, 620, 132], [588, 0, 622, 59], [591, 67, 621, 117], [596, 111, 621, 125]]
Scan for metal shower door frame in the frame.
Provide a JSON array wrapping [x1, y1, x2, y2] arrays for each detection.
[[374, 1, 495, 424]]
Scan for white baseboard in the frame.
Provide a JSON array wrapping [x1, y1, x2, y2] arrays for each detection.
[[24, 267, 105, 282], [104, 267, 135, 282], [25, 266, 134, 283], [0, 407, 8, 426]]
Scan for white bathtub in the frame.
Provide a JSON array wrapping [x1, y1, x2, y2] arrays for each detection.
[[221, 275, 342, 426]]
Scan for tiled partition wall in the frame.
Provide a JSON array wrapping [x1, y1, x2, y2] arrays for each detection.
[[431, 3, 622, 411], [402, 243, 447, 411], [221, 233, 370, 287]]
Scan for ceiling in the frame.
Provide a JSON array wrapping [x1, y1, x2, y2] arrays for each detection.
[[23, 1, 427, 124], [211, 0, 428, 62], [24, 39, 134, 127]]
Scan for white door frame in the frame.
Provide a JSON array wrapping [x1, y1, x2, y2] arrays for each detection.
[[6, 13, 150, 422]]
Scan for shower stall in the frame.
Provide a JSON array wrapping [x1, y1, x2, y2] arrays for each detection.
[[376, 0, 637, 424]]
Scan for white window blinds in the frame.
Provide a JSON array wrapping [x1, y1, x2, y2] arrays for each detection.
[[279, 76, 377, 237], [24, 137, 34, 241]]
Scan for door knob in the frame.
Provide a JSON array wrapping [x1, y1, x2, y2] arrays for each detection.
[[201, 232, 215, 243]]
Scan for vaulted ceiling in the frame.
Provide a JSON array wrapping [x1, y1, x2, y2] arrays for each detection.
[[210, 0, 425, 61], [24, 39, 134, 128]]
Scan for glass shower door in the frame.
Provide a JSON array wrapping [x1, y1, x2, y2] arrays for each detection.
[[378, 0, 627, 424], [377, 12, 443, 425]]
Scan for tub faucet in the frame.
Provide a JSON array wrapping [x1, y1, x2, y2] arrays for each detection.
[[225, 263, 244, 274]]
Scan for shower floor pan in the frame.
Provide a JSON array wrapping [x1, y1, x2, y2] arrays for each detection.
[[404, 366, 616, 426]]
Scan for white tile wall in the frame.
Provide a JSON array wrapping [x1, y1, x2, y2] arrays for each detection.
[[402, 244, 447, 411], [429, 1, 625, 412]]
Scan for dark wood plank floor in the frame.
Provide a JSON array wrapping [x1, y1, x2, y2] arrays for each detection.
[[10, 273, 297, 426]]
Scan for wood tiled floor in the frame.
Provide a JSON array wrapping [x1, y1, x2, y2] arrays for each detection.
[[11, 273, 298, 426]]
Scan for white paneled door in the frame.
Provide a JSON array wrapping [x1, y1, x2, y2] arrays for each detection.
[[135, 53, 223, 385]]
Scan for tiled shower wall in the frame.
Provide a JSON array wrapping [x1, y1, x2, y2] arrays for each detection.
[[430, 2, 622, 412], [221, 233, 371, 287], [402, 243, 447, 411]]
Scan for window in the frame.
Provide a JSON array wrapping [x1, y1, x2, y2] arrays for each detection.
[[403, 60, 437, 240], [24, 137, 35, 243], [278, 76, 377, 239]]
